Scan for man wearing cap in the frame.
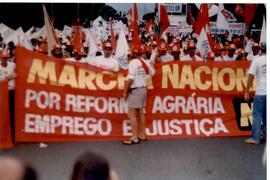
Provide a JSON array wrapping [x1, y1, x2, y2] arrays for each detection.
[[181, 41, 202, 61], [244, 42, 266, 144], [65, 47, 87, 63], [206, 52, 215, 61], [149, 41, 158, 62], [122, 46, 155, 145], [223, 44, 237, 61], [51, 44, 63, 58], [171, 44, 181, 61], [0, 51, 17, 142], [247, 43, 260, 61], [152, 41, 174, 63], [88, 41, 119, 72], [179, 42, 188, 59], [140, 44, 148, 60], [37, 43, 48, 55], [213, 43, 224, 61]]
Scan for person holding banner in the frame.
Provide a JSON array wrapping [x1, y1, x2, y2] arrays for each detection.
[[244, 42, 266, 145], [0, 51, 17, 142], [122, 46, 155, 145], [88, 41, 119, 72], [181, 41, 202, 61], [223, 44, 237, 61], [247, 43, 260, 61]]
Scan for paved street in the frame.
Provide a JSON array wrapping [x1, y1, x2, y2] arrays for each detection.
[[0, 137, 266, 180]]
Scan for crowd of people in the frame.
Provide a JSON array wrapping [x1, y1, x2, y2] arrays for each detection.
[[0, 17, 265, 70]]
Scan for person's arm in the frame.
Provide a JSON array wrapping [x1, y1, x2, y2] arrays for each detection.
[[245, 60, 257, 101], [244, 74, 254, 101], [123, 61, 135, 98], [146, 61, 155, 76], [5, 72, 17, 80], [5, 66, 17, 80], [123, 79, 133, 99]]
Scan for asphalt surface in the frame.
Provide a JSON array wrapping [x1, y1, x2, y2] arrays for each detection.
[[0, 137, 266, 180]]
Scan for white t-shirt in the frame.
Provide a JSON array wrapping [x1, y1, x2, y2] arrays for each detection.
[[214, 56, 223, 61], [127, 58, 155, 88], [223, 55, 237, 61], [0, 62, 16, 90], [180, 54, 203, 61], [88, 56, 119, 72], [248, 55, 266, 95], [65, 57, 88, 63], [160, 53, 174, 62], [247, 53, 259, 61]]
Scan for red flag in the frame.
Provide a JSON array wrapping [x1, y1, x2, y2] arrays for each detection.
[[127, 8, 133, 30], [110, 18, 116, 51], [187, 7, 196, 29], [234, 4, 257, 26], [71, 24, 84, 53], [244, 4, 257, 25], [133, 3, 139, 24], [194, 4, 210, 35], [159, 5, 170, 37], [145, 19, 154, 33], [132, 3, 141, 49]]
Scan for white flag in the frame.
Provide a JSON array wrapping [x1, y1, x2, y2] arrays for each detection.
[[25, 26, 34, 36], [216, 4, 230, 30], [0, 23, 8, 32], [63, 25, 72, 37], [1, 26, 15, 40], [43, 4, 59, 56], [208, 4, 219, 17], [29, 26, 45, 39], [87, 30, 99, 57], [21, 38, 33, 51], [260, 16, 266, 43], [4, 30, 18, 45], [114, 27, 129, 70], [196, 27, 211, 59], [216, 4, 232, 41], [16, 27, 25, 43]]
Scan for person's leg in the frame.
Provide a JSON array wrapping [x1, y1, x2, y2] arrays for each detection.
[[138, 88, 147, 140], [137, 108, 146, 140], [262, 96, 267, 140], [247, 95, 265, 143], [122, 108, 139, 144]]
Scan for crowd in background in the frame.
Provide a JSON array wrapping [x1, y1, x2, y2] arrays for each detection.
[[0, 15, 265, 71]]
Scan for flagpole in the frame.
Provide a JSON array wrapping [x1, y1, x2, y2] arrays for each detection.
[[242, 23, 246, 56]]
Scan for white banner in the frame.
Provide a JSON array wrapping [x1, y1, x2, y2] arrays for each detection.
[[166, 23, 193, 35], [210, 22, 244, 35]]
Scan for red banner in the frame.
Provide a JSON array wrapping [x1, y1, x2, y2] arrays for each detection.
[[0, 81, 13, 148], [14, 47, 253, 142]]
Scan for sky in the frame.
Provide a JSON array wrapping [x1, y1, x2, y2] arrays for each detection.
[[107, 3, 155, 19]]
